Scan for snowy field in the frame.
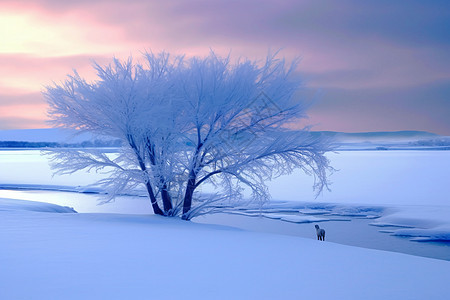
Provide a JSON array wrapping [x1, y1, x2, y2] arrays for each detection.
[[1, 149, 450, 299], [1, 199, 449, 300]]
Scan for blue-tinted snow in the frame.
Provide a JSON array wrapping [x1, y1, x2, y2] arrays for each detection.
[[0, 197, 76, 213], [1, 205, 449, 299]]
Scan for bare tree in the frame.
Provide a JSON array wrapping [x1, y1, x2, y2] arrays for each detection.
[[44, 51, 333, 220]]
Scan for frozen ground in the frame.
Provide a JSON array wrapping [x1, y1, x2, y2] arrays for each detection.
[[1, 198, 449, 300]]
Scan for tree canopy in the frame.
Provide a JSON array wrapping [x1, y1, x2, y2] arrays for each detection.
[[45, 51, 333, 220]]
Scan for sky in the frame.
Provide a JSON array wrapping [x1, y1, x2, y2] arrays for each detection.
[[0, 0, 449, 135]]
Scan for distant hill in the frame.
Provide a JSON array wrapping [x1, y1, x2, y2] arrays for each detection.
[[0, 128, 120, 148], [1, 128, 441, 143], [0, 128, 92, 143], [315, 131, 440, 143], [0, 128, 447, 150], [310, 130, 449, 150]]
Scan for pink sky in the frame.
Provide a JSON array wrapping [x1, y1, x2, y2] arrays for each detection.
[[1, 0, 449, 134]]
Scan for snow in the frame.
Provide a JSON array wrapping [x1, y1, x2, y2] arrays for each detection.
[[266, 151, 450, 207], [1, 198, 449, 300], [261, 212, 335, 223], [370, 205, 450, 242], [1, 147, 450, 298], [0, 150, 107, 186], [0, 197, 76, 213]]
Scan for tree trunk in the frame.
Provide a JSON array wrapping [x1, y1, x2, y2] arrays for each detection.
[[145, 181, 164, 216], [128, 135, 164, 216], [145, 137, 172, 213], [161, 183, 173, 213], [182, 171, 196, 220]]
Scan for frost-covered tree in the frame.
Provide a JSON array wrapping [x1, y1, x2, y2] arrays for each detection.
[[44, 51, 333, 220]]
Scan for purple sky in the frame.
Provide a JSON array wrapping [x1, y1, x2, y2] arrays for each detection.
[[1, 0, 449, 134]]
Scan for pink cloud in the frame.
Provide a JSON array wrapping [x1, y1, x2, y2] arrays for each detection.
[[0, 0, 449, 134], [0, 102, 48, 129], [0, 54, 114, 92], [3, 0, 448, 90]]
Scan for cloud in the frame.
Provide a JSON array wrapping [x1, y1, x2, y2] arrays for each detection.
[[306, 80, 450, 135], [0, 53, 113, 92], [0, 91, 44, 107], [0, 0, 449, 133], [0, 100, 48, 130], [0, 1, 140, 57], [3, 0, 449, 89], [0, 116, 48, 130]]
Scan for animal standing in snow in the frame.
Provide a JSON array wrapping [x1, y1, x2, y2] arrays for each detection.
[[315, 225, 326, 241]]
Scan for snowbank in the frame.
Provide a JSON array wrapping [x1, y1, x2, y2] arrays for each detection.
[[371, 205, 450, 242], [0, 203, 449, 300], [0, 198, 76, 213]]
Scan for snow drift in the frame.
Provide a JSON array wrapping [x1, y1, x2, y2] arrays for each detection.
[[0, 199, 449, 300]]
